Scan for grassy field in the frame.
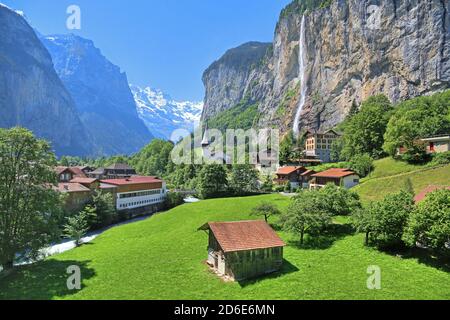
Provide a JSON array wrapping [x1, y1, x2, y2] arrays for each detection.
[[354, 160, 450, 203], [1, 192, 449, 300]]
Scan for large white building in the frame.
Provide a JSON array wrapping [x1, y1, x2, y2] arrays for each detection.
[[100, 176, 167, 211]]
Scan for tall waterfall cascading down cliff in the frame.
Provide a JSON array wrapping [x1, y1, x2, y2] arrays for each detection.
[[201, 0, 450, 137], [293, 15, 307, 137]]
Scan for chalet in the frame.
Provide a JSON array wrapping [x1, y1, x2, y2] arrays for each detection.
[[255, 149, 279, 173], [87, 163, 137, 179], [420, 135, 450, 154], [100, 176, 167, 214], [310, 168, 360, 189], [274, 166, 305, 189], [414, 185, 450, 203], [199, 220, 285, 281], [69, 177, 100, 190], [55, 166, 77, 182], [53, 182, 91, 212], [304, 129, 341, 163], [55, 166, 91, 182]]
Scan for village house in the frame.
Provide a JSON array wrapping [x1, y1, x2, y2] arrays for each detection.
[[100, 176, 167, 215], [255, 149, 279, 173], [53, 182, 92, 212], [69, 177, 100, 190], [274, 166, 315, 189], [310, 168, 360, 189], [420, 135, 450, 154], [199, 220, 286, 281], [304, 129, 341, 163], [87, 163, 137, 179]]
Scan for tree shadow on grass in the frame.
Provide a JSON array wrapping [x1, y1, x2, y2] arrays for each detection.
[[287, 223, 355, 250], [382, 247, 450, 273], [237, 259, 299, 288], [0, 259, 95, 300]]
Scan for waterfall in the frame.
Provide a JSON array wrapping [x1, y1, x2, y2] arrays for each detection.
[[293, 15, 307, 137]]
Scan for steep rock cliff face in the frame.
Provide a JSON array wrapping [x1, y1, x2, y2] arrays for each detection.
[[0, 5, 92, 156], [202, 0, 450, 134], [201, 41, 271, 120], [41, 34, 153, 156]]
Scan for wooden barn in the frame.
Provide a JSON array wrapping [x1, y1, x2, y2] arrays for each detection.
[[199, 220, 286, 281]]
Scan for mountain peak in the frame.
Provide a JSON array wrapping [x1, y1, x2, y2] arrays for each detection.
[[131, 84, 203, 141]]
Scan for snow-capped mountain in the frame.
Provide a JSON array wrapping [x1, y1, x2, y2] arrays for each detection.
[[40, 34, 153, 156], [131, 85, 203, 141]]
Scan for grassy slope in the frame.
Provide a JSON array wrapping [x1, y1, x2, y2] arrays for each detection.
[[1, 193, 449, 300], [354, 158, 450, 203]]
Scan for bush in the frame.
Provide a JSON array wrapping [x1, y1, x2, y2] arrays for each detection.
[[349, 154, 374, 177], [273, 185, 285, 192], [400, 140, 431, 164], [353, 191, 415, 248], [197, 164, 228, 199], [164, 192, 185, 210], [403, 189, 450, 250], [91, 191, 117, 229], [431, 151, 450, 165], [319, 184, 361, 216]]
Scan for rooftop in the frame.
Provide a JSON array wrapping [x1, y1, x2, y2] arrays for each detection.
[[68, 167, 87, 178], [105, 163, 135, 170], [100, 176, 162, 186], [70, 177, 98, 184], [312, 168, 357, 178], [199, 220, 286, 253], [421, 135, 450, 142], [276, 166, 304, 175], [53, 183, 91, 193]]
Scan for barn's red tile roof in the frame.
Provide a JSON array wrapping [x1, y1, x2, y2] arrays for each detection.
[[53, 183, 91, 193], [69, 167, 87, 178], [414, 185, 450, 203], [201, 220, 286, 253], [54, 166, 71, 175], [312, 168, 357, 178], [276, 166, 304, 175], [301, 169, 316, 176], [100, 176, 162, 186]]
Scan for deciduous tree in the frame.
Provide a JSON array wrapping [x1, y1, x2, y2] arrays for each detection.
[[251, 202, 281, 223], [0, 128, 62, 270]]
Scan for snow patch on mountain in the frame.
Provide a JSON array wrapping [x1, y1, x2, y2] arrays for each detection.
[[131, 85, 203, 141]]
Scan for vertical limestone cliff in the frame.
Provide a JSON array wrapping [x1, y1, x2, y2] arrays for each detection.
[[201, 0, 450, 135], [0, 5, 93, 156]]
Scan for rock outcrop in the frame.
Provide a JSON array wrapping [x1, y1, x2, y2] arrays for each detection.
[[202, 0, 450, 135], [0, 5, 93, 156], [40, 34, 153, 156]]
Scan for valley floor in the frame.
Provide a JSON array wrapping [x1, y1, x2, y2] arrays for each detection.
[[1, 190, 449, 300]]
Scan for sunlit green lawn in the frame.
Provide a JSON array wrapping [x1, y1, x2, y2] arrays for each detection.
[[1, 194, 449, 300], [355, 163, 450, 203]]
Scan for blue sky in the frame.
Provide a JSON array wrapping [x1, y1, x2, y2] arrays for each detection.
[[3, 0, 291, 101]]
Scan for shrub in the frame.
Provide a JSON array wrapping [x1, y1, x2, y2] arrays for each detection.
[[403, 189, 450, 251], [319, 184, 361, 216], [431, 151, 450, 165], [353, 191, 414, 248], [164, 192, 185, 210], [349, 153, 374, 177]]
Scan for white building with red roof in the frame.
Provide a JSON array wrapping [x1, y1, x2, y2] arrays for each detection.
[[100, 176, 167, 211], [310, 168, 360, 189]]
